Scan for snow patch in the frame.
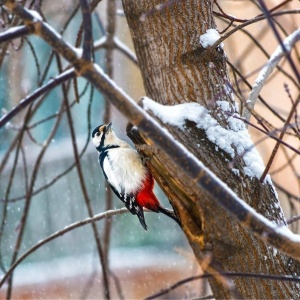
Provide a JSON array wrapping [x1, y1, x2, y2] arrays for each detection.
[[216, 100, 232, 112], [199, 29, 222, 48], [71, 46, 83, 58], [24, 8, 43, 21], [234, 101, 239, 112], [143, 99, 208, 130], [231, 168, 240, 176], [142, 97, 270, 183], [0, 25, 26, 36]]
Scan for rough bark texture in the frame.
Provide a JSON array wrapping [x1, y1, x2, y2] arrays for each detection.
[[122, 0, 300, 298]]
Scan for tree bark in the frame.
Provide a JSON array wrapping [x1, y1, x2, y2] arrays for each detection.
[[122, 0, 300, 298]]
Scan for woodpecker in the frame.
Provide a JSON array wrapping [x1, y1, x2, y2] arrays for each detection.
[[91, 122, 179, 230]]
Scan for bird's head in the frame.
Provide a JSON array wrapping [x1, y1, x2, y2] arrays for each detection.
[[92, 122, 114, 150]]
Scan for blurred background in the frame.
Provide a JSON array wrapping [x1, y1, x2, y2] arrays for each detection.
[[0, 0, 299, 299]]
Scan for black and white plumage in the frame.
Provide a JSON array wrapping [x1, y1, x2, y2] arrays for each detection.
[[91, 123, 179, 230]]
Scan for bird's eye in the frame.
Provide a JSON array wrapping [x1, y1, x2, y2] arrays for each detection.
[[96, 132, 100, 137]]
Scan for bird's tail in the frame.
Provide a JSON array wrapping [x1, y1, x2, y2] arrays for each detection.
[[157, 206, 181, 227], [136, 206, 148, 230]]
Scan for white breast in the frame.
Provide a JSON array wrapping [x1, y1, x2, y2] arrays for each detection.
[[103, 147, 148, 195]]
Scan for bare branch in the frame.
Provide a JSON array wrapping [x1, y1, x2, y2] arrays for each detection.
[[228, 114, 300, 157], [260, 94, 300, 182], [0, 24, 33, 43], [208, 9, 300, 58], [56, 52, 110, 299], [94, 36, 138, 66], [287, 215, 300, 226], [258, 0, 300, 84], [0, 68, 76, 128], [0, 208, 129, 289], [3, 0, 300, 274], [244, 28, 300, 121], [102, 0, 116, 269], [213, 0, 293, 26], [114, 37, 138, 66], [5, 96, 64, 298], [145, 271, 300, 300], [80, 0, 93, 61]]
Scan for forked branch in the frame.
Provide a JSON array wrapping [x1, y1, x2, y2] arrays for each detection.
[[2, 0, 300, 266]]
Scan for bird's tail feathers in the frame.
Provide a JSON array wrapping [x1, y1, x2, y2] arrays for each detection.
[[136, 207, 148, 230], [157, 206, 181, 226]]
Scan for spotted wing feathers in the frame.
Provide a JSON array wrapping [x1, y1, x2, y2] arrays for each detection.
[[106, 181, 148, 230], [99, 151, 148, 230]]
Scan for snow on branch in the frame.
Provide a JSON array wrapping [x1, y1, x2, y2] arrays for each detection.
[[243, 28, 300, 121], [142, 97, 272, 184], [113, 37, 138, 65], [199, 28, 223, 49], [4, 0, 300, 264], [0, 25, 33, 43]]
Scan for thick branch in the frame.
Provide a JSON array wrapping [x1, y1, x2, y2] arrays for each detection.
[[3, 0, 300, 262], [122, 1, 300, 298]]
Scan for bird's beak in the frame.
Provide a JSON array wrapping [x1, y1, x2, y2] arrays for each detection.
[[106, 122, 112, 131]]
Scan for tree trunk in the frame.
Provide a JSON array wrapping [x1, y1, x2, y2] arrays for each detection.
[[122, 0, 300, 298]]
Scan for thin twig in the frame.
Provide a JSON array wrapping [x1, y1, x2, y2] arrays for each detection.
[[258, 0, 300, 84], [285, 84, 300, 134], [25, 37, 41, 84], [145, 271, 300, 300], [0, 68, 76, 129], [0, 24, 33, 43], [287, 214, 300, 225], [0, 11, 21, 68], [228, 114, 300, 157], [5, 0, 300, 268], [0, 132, 23, 273], [80, 0, 93, 61], [210, 9, 300, 53], [0, 103, 36, 273], [213, 0, 293, 28], [260, 94, 300, 182], [0, 208, 129, 289], [213, 0, 248, 23], [110, 270, 125, 300], [5, 98, 64, 299], [244, 28, 300, 121], [270, 150, 298, 175], [114, 37, 138, 66], [226, 60, 288, 126], [56, 52, 110, 299], [102, 0, 115, 267]]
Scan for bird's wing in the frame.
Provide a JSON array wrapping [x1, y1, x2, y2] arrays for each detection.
[[122, 193, 148, 230], [99, 151, 148, 230], [100, 151, 122, 193], [109, 185, 148, 230]]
